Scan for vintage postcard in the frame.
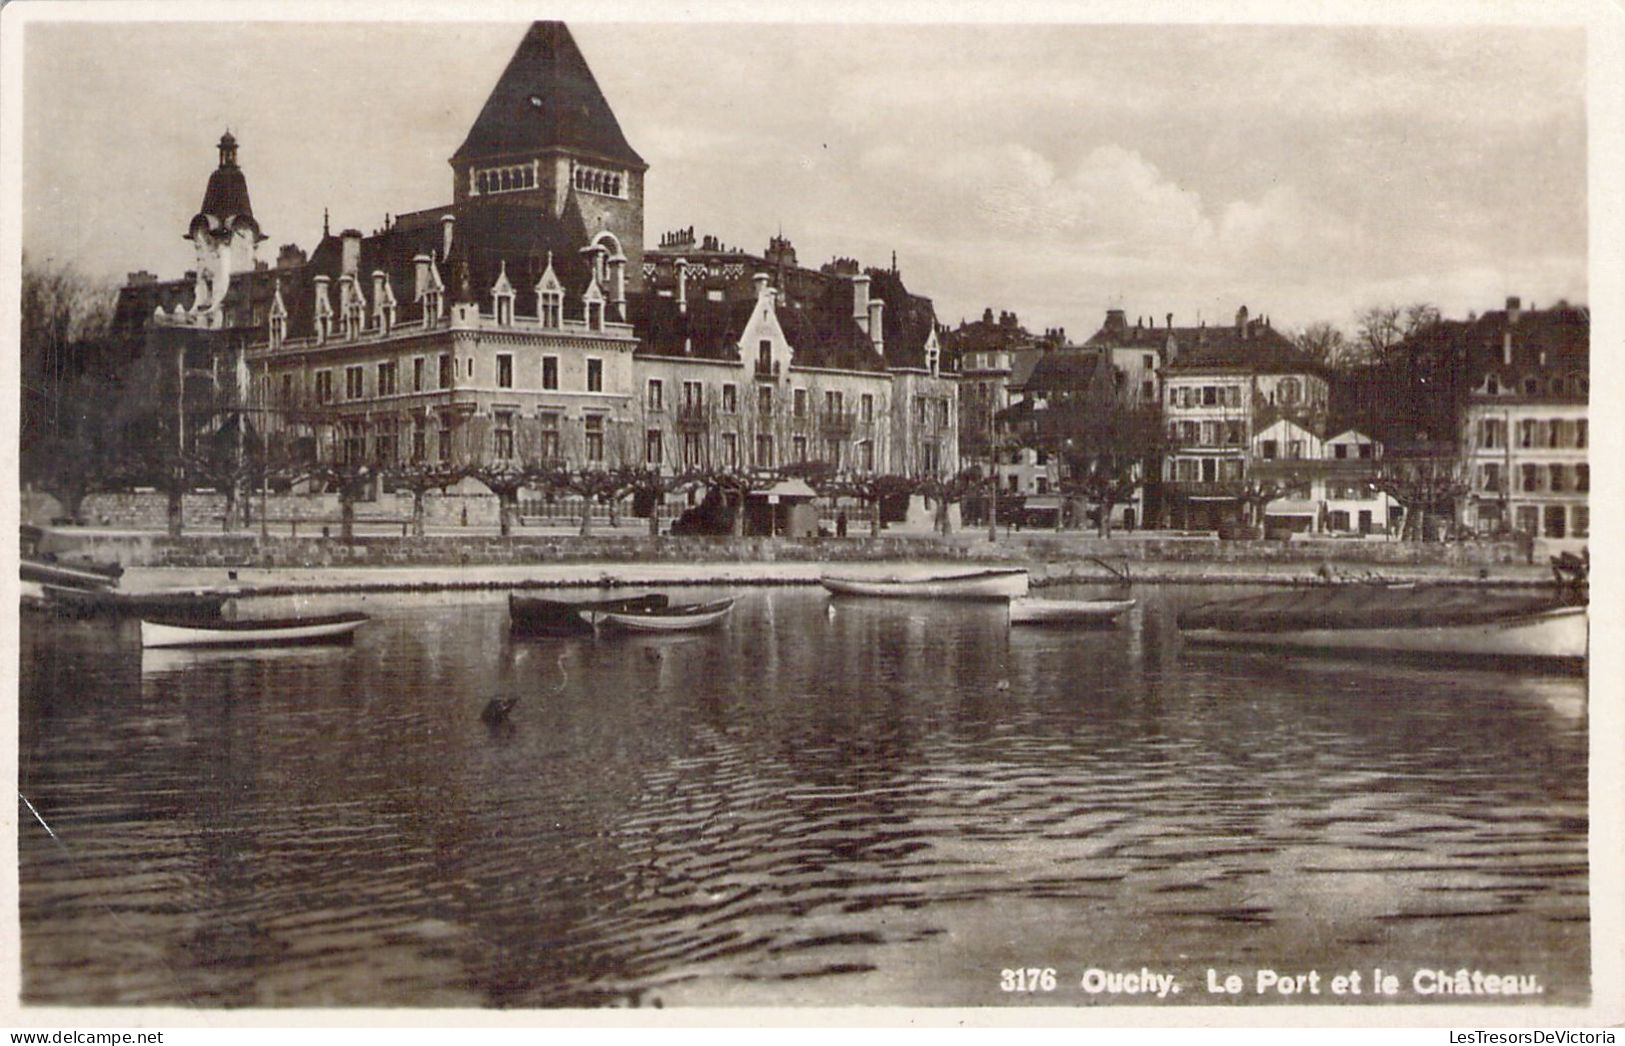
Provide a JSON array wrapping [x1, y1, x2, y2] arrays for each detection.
[[3, 0, 1619, 1030]]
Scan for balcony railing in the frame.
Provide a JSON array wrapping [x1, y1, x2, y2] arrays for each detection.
[[675, 402, 709, 431], [819, 409, 857, 436], [754, 360, 781, 380], [1165, 480, 1243, 497]]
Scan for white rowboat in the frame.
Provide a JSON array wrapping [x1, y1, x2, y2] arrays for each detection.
[[820, 567, 1029, 600], [597, 598, 735, 633], [140, 612, 369, 649], [1009, 597, 1136, 626]]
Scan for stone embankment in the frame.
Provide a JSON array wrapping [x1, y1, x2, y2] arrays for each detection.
[[31, 526, 1552, 598]]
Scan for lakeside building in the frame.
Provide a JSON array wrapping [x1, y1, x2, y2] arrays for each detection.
[[116, 21, 956, 506], [1454, 298, 1589, 545], [1247, 419, 1399, 536], [1155, 306, 1329, 530], [1332, 296, 1589, 548], [941, 311, 1059, 521]]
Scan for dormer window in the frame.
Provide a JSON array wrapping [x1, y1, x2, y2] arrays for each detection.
[[313, 277, 333, 344], [535, 252, 564, 328], [582, 274, 606, 331], [490, 261, 516, 326], [269, 285, 288, 348]]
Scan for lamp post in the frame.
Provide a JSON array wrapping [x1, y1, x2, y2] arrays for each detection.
[[987, 390, 998, 543]]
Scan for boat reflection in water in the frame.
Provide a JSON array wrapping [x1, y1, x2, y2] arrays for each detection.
[[20, 585, 1587, 1009]]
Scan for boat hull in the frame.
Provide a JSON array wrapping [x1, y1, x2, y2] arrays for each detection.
[[140, 613, 369, 649], [1009, 597, 1135, 626], [21, 557, 122, 590], [509, 593, 668, 635], [820, 569, 1029, 600], [598, 599, 734, 632], [37, 585, 230, 619], [1183, 605, 1587, 667]]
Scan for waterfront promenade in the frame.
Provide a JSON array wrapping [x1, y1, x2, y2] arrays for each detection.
[[25, 521, 1556, 598]]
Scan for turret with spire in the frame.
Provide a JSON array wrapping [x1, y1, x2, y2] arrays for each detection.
[[185, 130, 266, 327]]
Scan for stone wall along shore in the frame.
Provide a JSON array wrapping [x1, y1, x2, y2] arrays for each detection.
[[42, 528, 1529, 571]]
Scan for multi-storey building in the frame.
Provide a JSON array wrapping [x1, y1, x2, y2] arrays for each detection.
[[1248, 418, 1399, 536], [1457, 297, 1589, 547], [121, 21, 956, 505], [1158, 306, 1328, 530]]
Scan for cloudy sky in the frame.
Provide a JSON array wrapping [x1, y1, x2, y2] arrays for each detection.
[[21, 16, 1587, 339]]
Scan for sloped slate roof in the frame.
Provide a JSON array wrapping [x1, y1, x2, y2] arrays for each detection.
[[453, 22, 645, 169], [278, 197, 599, 336], [1018, 349, 1104, 394], [864, 268, 938, 371], [198, 163, 256, 227], [1459, 303, 1589, 381], [775, 291, 887, 372], [626, 296, 754, 360]]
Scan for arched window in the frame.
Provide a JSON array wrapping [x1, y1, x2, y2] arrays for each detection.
[[477, 171, 488, 194]]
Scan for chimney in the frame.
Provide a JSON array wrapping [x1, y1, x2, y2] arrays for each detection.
[[675, 258, 689, 314], [868, 298, 885, 356], [753, 272, 772, 301], [1506, 295, 1522, 325], [1105, 308, 1126, 334], [1503, 330, 1513, 366], [413, 254, 431, 299], [852, 274, 871, 334], [441, 214, 456, 260], [1166, 312, 1173, 329], [1235, 304, 1249, 337], [340, 229, 362, 277]]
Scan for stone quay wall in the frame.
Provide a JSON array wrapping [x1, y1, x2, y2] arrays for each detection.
[[43, 528, 1528, 572]]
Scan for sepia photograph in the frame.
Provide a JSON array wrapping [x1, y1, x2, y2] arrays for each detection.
[[5, 1, 1616, 1025]]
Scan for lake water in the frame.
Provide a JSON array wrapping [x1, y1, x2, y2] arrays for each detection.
[[18, 584, 1589, 1008]]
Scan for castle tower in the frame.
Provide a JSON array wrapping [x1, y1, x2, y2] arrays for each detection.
[[185, 131, 265, 325], [450, 22, 647, 291]]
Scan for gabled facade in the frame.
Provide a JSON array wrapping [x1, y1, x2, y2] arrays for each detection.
[[1157, 305, 1328, 529], [1249, 419, 1398, 536]]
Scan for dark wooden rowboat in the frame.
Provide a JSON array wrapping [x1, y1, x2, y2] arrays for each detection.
[[509, 593, 669, 635]]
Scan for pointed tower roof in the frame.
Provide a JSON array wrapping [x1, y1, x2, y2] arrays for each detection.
[[190, 130, 265, 241], [453, 22, 645, 170]]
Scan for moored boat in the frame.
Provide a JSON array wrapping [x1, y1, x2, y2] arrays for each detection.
[[1009, 596, 1135, 626], [596, 598, 734, 633], [1177, 586, 1586, 668], [37, 585, 231, 619], [820, 567, 1029, 600], [140, 611, 369, 649], [509, 592, 668, 635], [21, 555, 124, 591]]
